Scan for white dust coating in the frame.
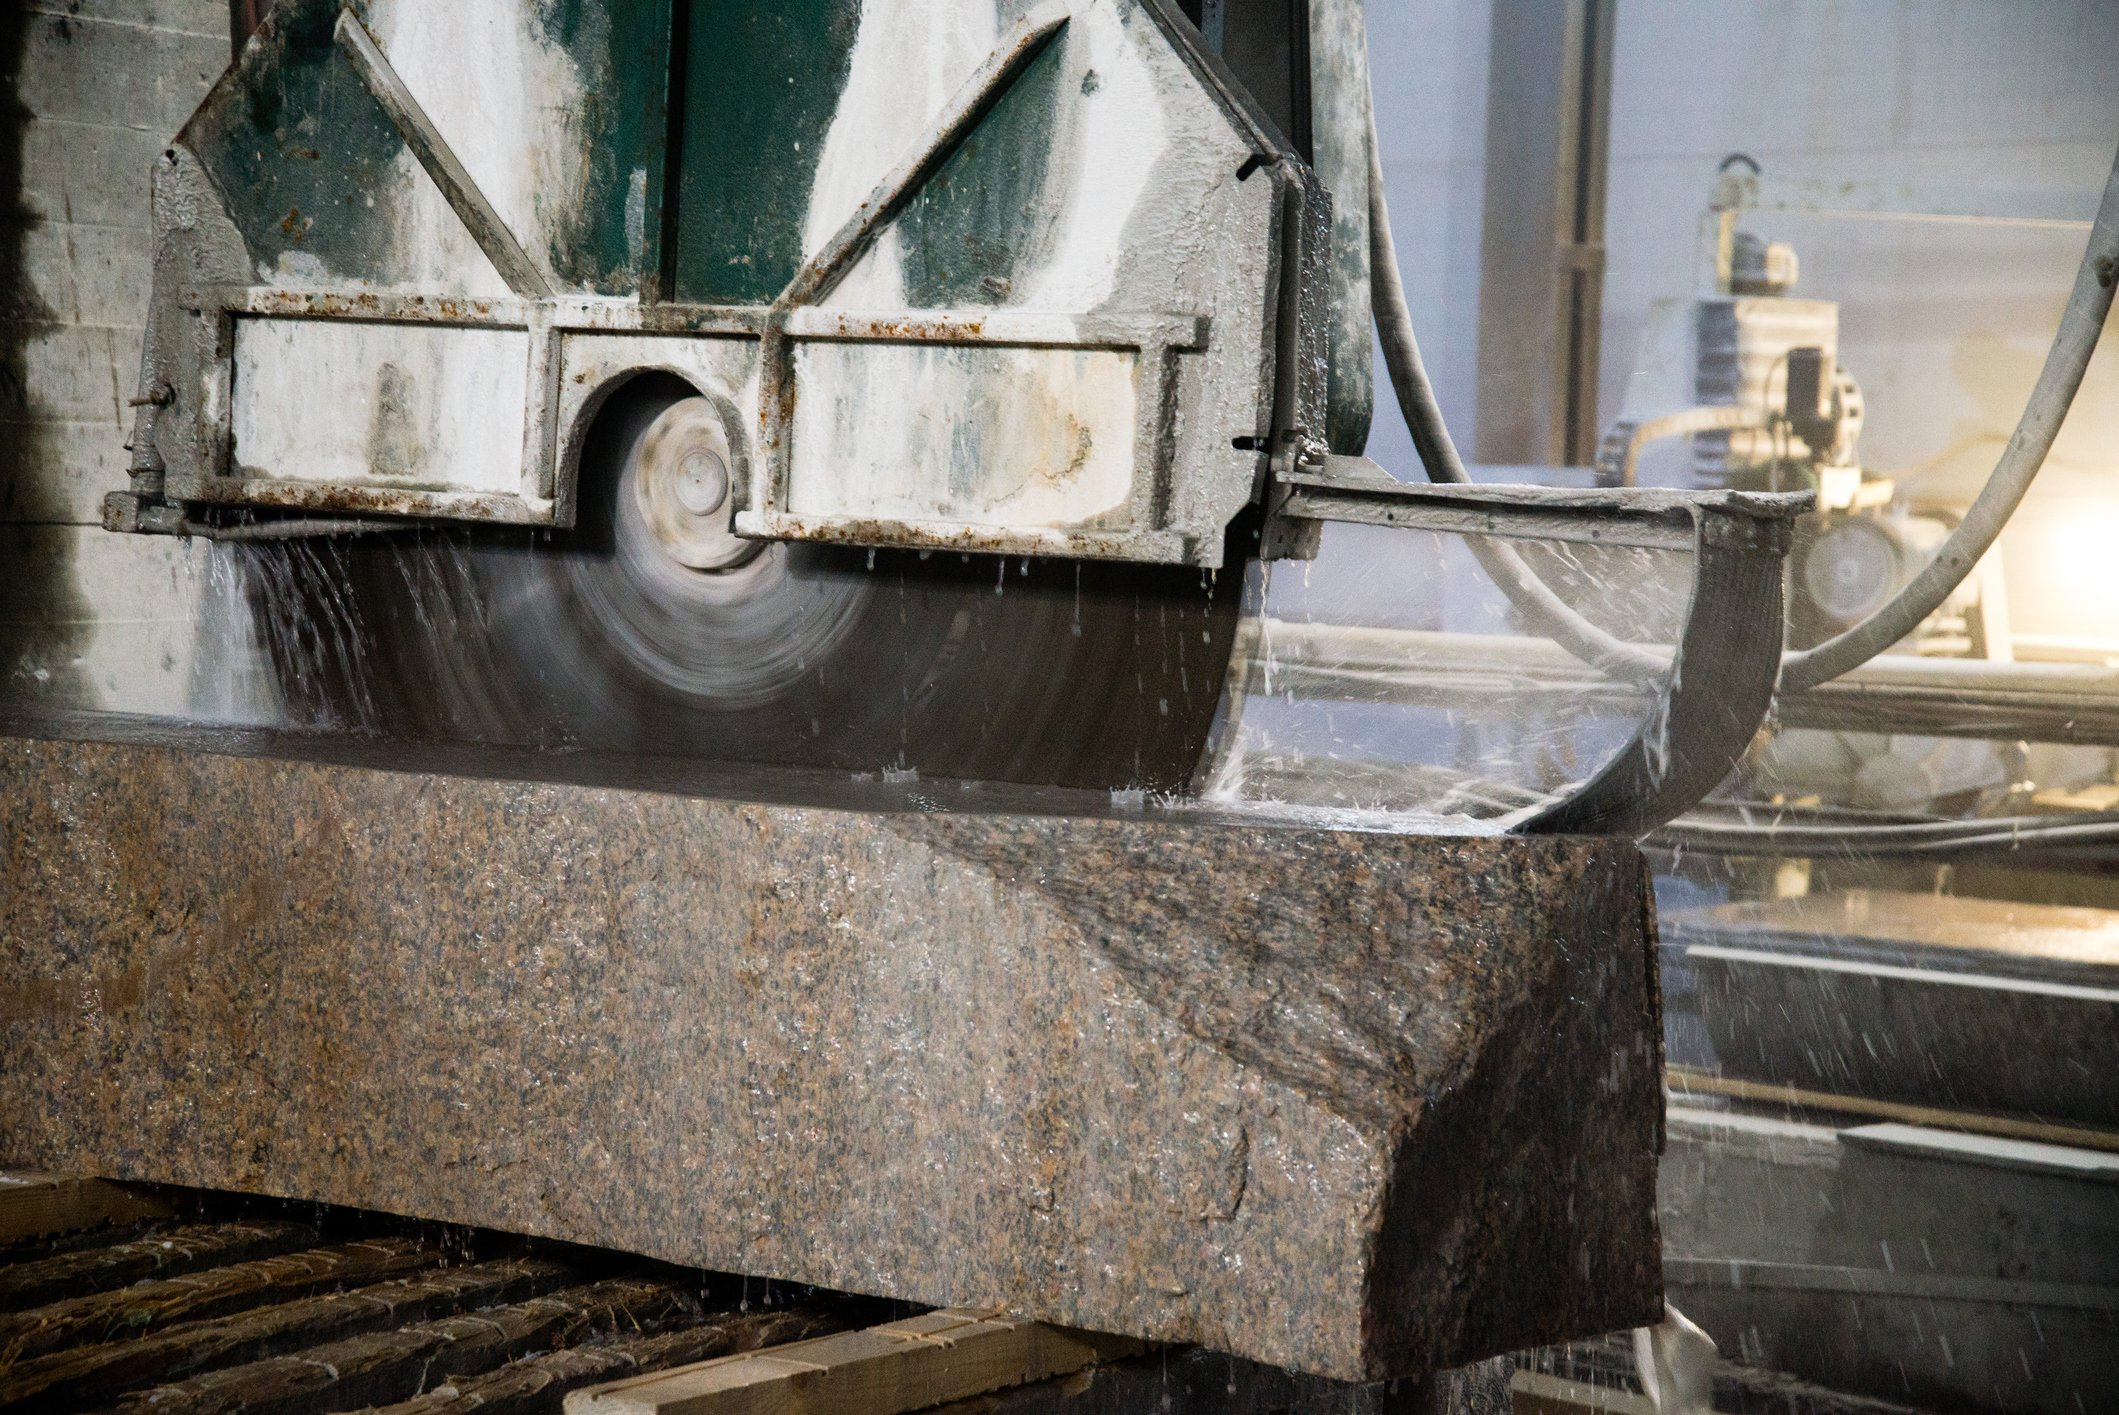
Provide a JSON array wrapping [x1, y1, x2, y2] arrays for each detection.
[[813, 1, 1170, 311], [788, 343, 1136, 528], [1016, 2, 1166, 310], [231, 318, 527, 493], [790, 2, 1175, 533], [357, 0, 592, 293], [256, 153, 511, 296], [626, 165, 649, 276], [803, 0, 1001, 307]]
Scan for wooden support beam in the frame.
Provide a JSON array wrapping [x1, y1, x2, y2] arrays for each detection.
[[2, 1256, 570, 1411], [376, 1308, 852, 1415], [0, 1219, 317, 1311], [0, 1235, 443, 1367], [0, 1172, 174, 1246], [565, 1309, 1143, 1415], [112, 1277, 708, 1415]]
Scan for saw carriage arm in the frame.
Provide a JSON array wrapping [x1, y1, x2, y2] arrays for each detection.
[[1264, 460, 1813, 836]]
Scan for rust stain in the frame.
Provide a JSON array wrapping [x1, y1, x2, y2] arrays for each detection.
[[193, 477, 544, 524], [750, 513, 1169, 562], [236, 291, 504, 323]]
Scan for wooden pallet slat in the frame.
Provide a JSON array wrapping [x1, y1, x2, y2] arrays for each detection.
[[106, 1276, 700, 1415], [0, 1255, 573, 1409], [0, 1220, 319, 1311], [564, 1309, 1144, 1415], [375, 1306, 854, 1415]]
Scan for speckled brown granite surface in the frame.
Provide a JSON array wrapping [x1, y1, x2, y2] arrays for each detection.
[[0, 736, 1662, 1381]]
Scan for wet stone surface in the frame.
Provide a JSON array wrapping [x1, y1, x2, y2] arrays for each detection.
[[0, 735, 1663, 1381]]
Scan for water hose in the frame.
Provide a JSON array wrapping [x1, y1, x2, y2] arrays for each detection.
[[1366, 109, 1668, 685], [1367, 101, 2119, 694], [1778, 143, 2119, 691]]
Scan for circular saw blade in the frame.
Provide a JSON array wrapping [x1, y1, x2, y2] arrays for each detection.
[[255, 376, 1246, 793]]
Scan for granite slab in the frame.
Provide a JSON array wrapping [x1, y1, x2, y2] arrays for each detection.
[[0, 735, 1663, 1381]]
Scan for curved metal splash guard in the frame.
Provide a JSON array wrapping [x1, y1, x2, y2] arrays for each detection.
[[1272, 461, 1812, 836]]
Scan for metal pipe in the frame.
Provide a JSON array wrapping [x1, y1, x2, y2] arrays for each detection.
[[1651, 807, 2119, 858], [184, 516, 393, 541]]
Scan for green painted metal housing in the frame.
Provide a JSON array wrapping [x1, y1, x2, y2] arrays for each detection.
[[118, 0, 1374, 568]]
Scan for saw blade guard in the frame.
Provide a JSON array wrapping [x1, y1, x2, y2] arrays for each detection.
[[118, 0, 1343, 571]]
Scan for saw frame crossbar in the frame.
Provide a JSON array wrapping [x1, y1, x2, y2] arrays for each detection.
[[1277, 461, 1807, 552], [1270, 456, 1812, 836]]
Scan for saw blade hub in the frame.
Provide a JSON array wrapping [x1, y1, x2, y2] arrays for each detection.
[[631, 396, 759, 573]]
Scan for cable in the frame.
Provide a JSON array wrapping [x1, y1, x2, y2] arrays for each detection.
[[1366, 102, 1667, 685], [1778, 142, 2119, 691]]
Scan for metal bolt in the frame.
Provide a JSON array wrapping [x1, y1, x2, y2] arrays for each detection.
[[675, 449, 729, 517]]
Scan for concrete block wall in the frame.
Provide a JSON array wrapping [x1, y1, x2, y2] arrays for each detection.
[[2, 0, 231, 716]]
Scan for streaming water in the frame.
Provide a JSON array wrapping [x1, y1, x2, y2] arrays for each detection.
[[1198, 522, 1684, 823], [11, 511, 1686, 835]]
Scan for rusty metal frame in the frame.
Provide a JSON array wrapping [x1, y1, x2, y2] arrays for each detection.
[[156, 0, 1288, 567], [749, 310, 1209, 561], [171, 286, 771, 527], [168, 278, 1221, 549]]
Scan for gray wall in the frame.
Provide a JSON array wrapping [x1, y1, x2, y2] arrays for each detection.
[[1361, 0, 1491, 477], [1600, 1, 2119, 494], [2, 0, 228, 713]]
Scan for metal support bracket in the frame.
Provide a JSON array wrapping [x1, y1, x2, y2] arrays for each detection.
[[1273, 457, 1812, 835], [333, 7, 552, 299]]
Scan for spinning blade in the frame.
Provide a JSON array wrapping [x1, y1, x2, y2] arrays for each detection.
[[255, 376, 1246, 792]]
